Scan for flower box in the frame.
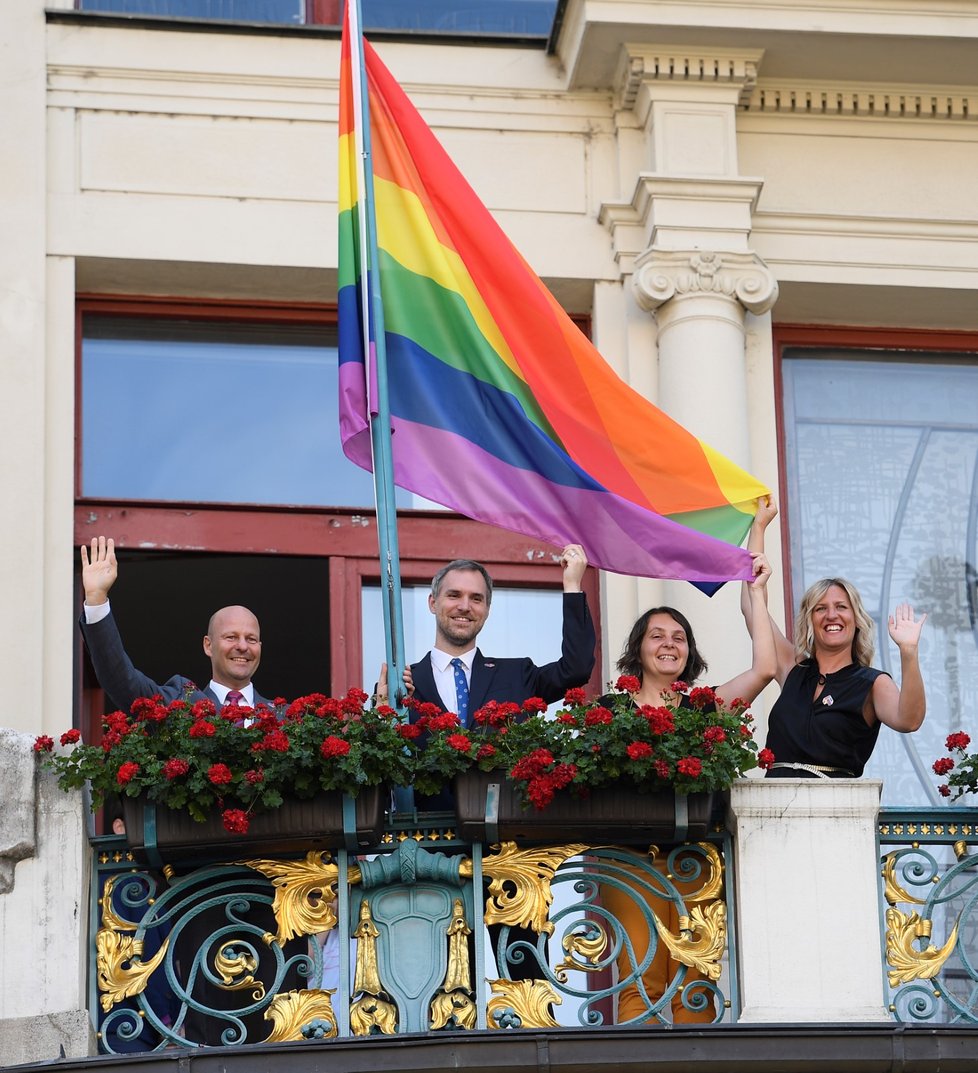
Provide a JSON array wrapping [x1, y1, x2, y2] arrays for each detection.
[[121, 787, 386, 864], [453, 769, 716, 844]]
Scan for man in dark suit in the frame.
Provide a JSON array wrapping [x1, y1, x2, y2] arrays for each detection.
[[79, 535, 288, 1048], [407, 544, 596, 809], [80, 536, 272, 714], [402, 545, 595, 985]]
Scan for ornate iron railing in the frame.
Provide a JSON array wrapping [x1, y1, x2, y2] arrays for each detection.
[[879, 807, 978, 1025], [90, 813, 736, 1051]]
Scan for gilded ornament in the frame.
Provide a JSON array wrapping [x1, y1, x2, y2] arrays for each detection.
[[554, 920, 607, 981], [430, 990, 477, 1030], [353, 899, 384, 997], [350, 994, 398, 1035], [882, 853, 925, 907], [213, 945, 264, 998], [99, 875, 142, 933], [669, 843, 724, 904], [653, 900, 726, 981], [239, 851, 340, 945], [487, 978, 560, 1029], [264, 989, 337, 1042], [96, 928, 169, 1012], [885, 907, 958, 986], [482, 841, 587, 934]]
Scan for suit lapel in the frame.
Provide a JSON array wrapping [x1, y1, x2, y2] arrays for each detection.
[[412, 654, 439, 710], [467, 649, 493, 713]]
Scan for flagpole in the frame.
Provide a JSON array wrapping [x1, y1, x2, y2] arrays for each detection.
[[347, 1, 410, 732]]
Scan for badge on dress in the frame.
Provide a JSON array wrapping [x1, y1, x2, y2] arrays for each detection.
[[821, 695, 834, 706]]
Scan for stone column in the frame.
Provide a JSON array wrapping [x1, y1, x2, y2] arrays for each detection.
[[599, 45, 780, 680], [728, 779, 891, 1023]]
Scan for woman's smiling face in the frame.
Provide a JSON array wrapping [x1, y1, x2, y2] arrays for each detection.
[[640, 612, 689, 681], [811, 584, 855, 655]]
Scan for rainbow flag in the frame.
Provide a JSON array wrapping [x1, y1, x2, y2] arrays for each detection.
[[337, 9, 768, 584]]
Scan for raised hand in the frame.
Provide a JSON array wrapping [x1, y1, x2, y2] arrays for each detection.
[[753, 495, 778, 531], [888, 602, 927, 651], [80, 536, 117, 605], [749, 552, 772, 589], [559, 543, 588, 592]]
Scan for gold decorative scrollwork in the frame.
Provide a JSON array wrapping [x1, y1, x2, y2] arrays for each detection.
[[885, 907, 958, 986], [482, 842, 588, 934], [214, 945, 265, 997], [554, 920, 608, 981], [882, 853, 925, 907], [487, 978, 561, 1029], [96, 928, 169, 1012], [350, 994, 398, 1035], [99, 876, 142, 932], [430, 899, 475, 1030], [653, 900, 726, 981], [674, 843, 724, 904], [240, 851, 340, 946], [349, 899, 398, 1035], [264, 988, 337, 1041], [430, 990, 477, 1030]]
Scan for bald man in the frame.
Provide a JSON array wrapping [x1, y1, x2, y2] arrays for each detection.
[[79, 536, 274, 713]]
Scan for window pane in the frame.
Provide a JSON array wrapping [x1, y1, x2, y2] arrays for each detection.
[[76, 0, 559, 34], [782, 351, 978, 806], [81, 315, 410, 508], [77, 0, 304, 23]]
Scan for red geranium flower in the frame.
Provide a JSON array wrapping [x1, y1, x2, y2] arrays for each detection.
[[757, 748, 775, 770], [476, 744, 497, 761], [245, 768, 264, 784], [676, 756, 702, 778], [207, 763, 233, 785], [615, 675, 641, 694], [584, 706, 613, 726], [222, 808, 250, 834], [189, 719, 216, 738], [33, 735, 54, 753], [320, 735, 351, 758], [446, 733, 472, 753], [626, 741, 653, 760], [946, 732, 971, 751], [397, 722, 422, 740], [116, 761, 140, 785], [938, 784, 951, 798], [60, 729, 81, 746], [162, 758, 189, 780], [933, 757, 954, 776], [563, 687, 587, 706]]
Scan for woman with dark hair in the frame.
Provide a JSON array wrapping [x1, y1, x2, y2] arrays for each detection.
[[602, 551, 777, 1024], [745, 498, 927, 780]]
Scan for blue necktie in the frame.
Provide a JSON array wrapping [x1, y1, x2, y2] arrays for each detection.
[[451, 657, 470, 727]]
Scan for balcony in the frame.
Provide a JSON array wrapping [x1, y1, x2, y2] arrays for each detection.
[[3, 768, 978, 1068]]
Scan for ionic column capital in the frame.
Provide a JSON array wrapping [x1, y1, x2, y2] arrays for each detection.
[[632, 247, 779, 316]]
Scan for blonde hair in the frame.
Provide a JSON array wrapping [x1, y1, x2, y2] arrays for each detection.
[[794, 577, 876, 667]]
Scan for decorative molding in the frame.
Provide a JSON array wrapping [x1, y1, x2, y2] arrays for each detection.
[[744, 83, 978, 121], [633, 248, 779, 315], [615, 46, 764, 111]]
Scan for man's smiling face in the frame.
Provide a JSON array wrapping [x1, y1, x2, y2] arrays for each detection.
[[203, 606, 262, 688], [429, 569, 490, 654]]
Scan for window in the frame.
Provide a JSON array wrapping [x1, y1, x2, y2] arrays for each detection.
[[80, 311, 410, 509], [74, 0, 560, 36], [780, 332, 978, 806]]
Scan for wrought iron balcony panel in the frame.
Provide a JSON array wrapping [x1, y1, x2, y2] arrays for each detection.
[[879, 808, 978, 1026], [91, 819, 735, 1052]]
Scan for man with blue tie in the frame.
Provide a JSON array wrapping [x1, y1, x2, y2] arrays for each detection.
[[409, 544, 596, 810]]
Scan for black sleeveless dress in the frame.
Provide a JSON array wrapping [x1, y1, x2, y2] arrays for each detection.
[[764, 659, 887, 778]]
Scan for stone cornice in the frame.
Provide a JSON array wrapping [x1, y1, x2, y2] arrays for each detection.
[[614, 45, 765, 112], [633, 248, 779, 315], [743, 80, 978, 121]]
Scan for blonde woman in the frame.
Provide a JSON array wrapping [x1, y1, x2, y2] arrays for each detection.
[[745, 498, 927, 779]]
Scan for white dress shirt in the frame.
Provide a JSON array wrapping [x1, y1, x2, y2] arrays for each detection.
[[429, 646, 475, 714]]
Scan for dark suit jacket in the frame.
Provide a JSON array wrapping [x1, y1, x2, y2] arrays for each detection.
[[79, 609, 273, 713], [411, 591, 596, 809]]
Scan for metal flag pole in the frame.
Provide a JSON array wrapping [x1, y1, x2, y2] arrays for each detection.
[[347, 0, 411, 765]]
